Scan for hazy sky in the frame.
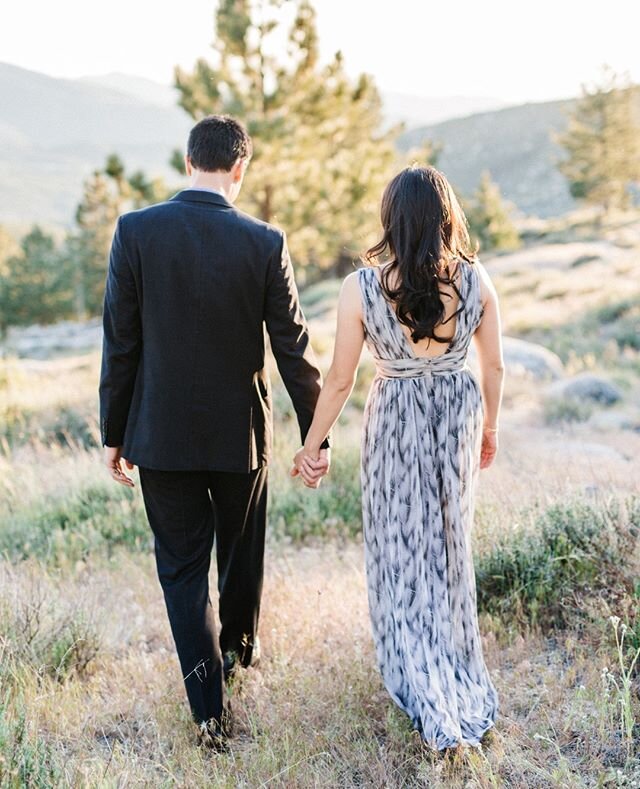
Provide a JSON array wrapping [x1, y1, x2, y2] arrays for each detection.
[[2, 0, 639, 102]]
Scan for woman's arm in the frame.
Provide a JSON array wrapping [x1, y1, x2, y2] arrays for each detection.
[[473, 262, 505, 469], [292, 272, 365, 484]]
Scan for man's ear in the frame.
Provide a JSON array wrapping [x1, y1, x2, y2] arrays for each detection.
[[232, 158, 245, 183], [184, 155, 192, 176]]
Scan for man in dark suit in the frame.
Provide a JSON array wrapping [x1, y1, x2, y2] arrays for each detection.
[[99, 115, 330, 750]]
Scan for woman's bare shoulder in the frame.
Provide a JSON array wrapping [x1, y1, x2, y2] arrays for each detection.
[[341, 269, 363, 299], [472, 259, 498, 303]]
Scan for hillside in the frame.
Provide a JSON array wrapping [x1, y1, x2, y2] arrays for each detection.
[[0, 62, 191, 226], [399, 99, 575, 217], [0, 62, 580, 229], [79, 72, 180, 108], [383, 91, 508, 128]]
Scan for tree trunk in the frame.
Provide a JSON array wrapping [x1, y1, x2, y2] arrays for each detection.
[[74, 261, 87, 321], [261, 184, 273, 224], [333, 251, 359, 278]]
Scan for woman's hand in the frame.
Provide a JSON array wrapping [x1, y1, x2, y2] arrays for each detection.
[[480, 427, 498, 469], [291, 448, 331, 488]]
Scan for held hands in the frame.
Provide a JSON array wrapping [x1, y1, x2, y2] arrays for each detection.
[[104, 445, 135, 487], [290, 447, 331, 489], [480, 426, 498, 470]]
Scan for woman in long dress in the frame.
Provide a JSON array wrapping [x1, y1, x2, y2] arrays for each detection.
[[293, 165, 504, 749]]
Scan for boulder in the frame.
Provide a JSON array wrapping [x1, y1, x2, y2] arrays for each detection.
[[468, 336, 564, 380], [548, 373, 623, 406]]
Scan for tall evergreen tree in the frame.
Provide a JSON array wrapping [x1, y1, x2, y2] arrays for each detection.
[[175, 0, 399, 274], [0, 226, 20, 335], [0, 227, 74, 331], [65, 156, 170, 319], [67, 170, 121, 318], [558, 68, 640, 214], [466, 172, 521, 253], [0, 225, 19, 281]]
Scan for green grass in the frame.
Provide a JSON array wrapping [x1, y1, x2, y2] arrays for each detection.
[[518, 295, 640, 366], [0, 483, 151, 565], [270, 447, 362, 541], [0, 701, 61, 789], [542, 396, 593, 424], [475, 497, 640, 630], [0, 402, 99, 451]]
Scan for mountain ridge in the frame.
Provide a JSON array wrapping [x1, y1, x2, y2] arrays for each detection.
[[0, 61, 578, 226]]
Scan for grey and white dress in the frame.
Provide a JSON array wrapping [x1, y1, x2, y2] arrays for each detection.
[[358, 262, 498, 750]]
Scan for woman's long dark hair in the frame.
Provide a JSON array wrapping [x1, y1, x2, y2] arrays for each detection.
[[366, 165, 476, 344]]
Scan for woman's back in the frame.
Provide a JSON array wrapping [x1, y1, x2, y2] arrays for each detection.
[[357, 259, 484, 379]]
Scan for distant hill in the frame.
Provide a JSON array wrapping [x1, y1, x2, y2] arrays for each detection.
[[78, 76, 508, 129], [0, 62, 579, 226], [399, 99, 575, 217], [0, 62, 191, 226], [79, 72, 180, 108], [382, 92, 508, 129]]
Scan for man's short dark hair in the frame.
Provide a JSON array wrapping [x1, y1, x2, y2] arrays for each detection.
[[187, 115, 253, 172]]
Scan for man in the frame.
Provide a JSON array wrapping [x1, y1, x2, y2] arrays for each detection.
[[99, 115, 330, 750]]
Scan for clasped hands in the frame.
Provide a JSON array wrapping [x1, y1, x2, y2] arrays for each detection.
[[290, 447, 331, 488]]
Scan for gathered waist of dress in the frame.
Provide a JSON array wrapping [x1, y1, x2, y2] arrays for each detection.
[[374, 355, 469, 380]]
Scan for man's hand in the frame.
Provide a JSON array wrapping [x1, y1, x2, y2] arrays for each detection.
[[104, 445, 135, 487], [290, 448, 331, 489]]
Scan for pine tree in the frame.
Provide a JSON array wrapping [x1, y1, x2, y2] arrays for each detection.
[[466, 172, 521, 253], [0, 226, 20, 335], [0, 225, 19, 281], [65, 157, 171, 319], [558, 68, 640, 215], [0, 226, 74, 331], [67, 170, 121, 318], [175, 0, 399, 275]]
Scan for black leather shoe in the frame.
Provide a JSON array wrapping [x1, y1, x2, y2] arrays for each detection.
[[244, 636, 261, 669], [223, 649, 239, 683], [196, 707, 232, 753], [223, 637, 261, 683]]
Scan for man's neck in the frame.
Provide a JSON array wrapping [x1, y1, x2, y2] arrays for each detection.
[[188, 174, 233, 201]]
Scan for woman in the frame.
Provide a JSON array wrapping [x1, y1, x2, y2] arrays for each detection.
[[293, 165, 504, 749]]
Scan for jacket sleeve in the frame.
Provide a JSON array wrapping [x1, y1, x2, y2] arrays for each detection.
[[264, 232, 330, 448], [99, 216, 142, 447]]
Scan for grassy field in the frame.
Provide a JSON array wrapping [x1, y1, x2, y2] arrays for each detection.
[[1, 214, 640, 787]]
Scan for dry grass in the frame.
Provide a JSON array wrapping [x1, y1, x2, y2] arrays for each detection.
[[2, 218, 640, 787], [2, 543, 640, 788]]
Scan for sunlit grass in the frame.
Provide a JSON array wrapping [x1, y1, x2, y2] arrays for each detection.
[[2, 221, 640, 784]]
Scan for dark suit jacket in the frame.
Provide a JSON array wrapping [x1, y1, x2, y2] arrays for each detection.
[[99, 189, 327, 472]]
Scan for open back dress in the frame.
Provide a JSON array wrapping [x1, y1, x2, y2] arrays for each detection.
[[357, 261, 498, 749]]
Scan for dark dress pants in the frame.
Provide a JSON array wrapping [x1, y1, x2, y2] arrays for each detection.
[[138, 465, 268, 726]]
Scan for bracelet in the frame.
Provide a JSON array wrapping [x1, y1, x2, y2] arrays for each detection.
[[483, 426, 498, 433]]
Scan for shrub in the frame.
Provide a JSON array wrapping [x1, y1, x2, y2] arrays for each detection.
[[475, 497, 640, 630], [270, 448, 362, 542], [0, 702, 61, 788], [542, 396, 593, 424], [0, 483, 151, 565], [0, 404, 100, 451]]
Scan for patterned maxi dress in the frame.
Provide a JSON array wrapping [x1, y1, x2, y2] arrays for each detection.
[[358, 262, 498, 749]]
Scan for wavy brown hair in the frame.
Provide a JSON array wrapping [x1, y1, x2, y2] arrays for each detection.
[[366, 165, 476, 344]]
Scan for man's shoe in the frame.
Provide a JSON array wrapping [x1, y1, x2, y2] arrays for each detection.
[[196, 722, 228, 753], [223, 636, 261, 683], [244, 636, 261, 669], [196, 709, 232, 753], [223, 650, 239, 683]]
